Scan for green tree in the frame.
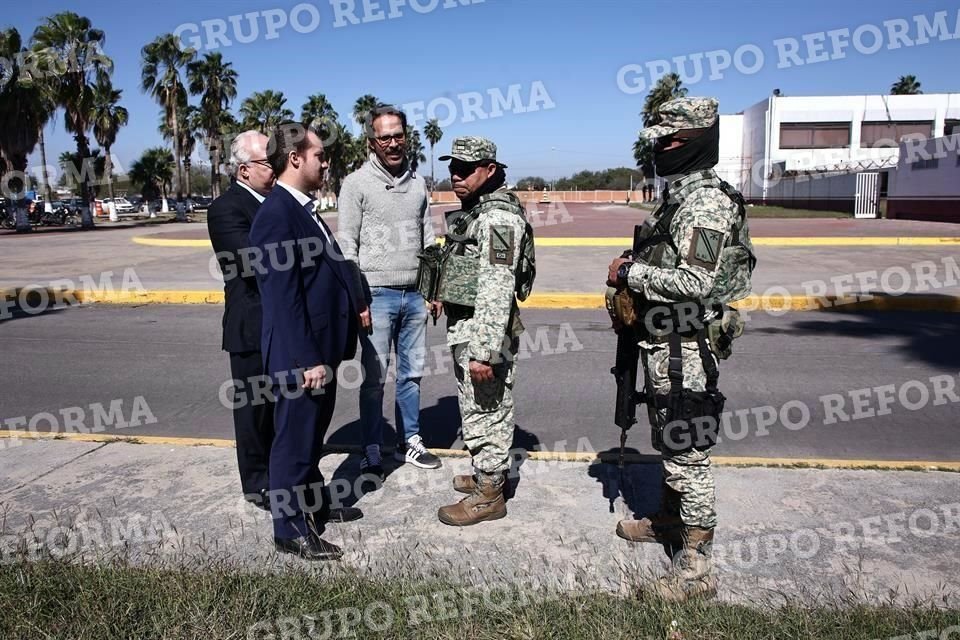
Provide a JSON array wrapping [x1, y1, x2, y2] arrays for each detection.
[[91, 77, 128, 205], [0, 28, 46, 232], [642, 72, 688, 128], [424, 118, 443, 188], [58, 149, 107, 197], [128, 147, 174, 202], [890, 75, 922, 95], [160, 98, 200, 197], [32, 11, 113, 228], [301, 93, 338, 137], [141, 33, 196, 217], [516, 176, 548, 191], [352, 93, 379, 131], [187, 52, 237, 198], [635, 73, 687, 179], [239, 90, 293, 133], [405, 127, 426, 173]]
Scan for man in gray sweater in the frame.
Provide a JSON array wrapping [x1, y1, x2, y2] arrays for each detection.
[[337, 106, 442, 478]]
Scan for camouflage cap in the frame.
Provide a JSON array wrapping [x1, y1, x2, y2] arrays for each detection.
[[438, 136, 507, 168], [639, 97, 719, 141]]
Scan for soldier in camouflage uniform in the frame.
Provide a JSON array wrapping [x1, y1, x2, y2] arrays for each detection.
[[607, 98, 755, 601], [435, 137, 528, 527]]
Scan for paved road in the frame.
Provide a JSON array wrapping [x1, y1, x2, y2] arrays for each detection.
[[2, 305, 958, 461], [2, 220, 959, 296]]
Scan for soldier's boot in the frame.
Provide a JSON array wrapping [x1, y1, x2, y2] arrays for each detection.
[[641, 527, 717, 603], [452, 473, 477, 494], [616, 485, 683, 545], [438, 471, 506, 526]]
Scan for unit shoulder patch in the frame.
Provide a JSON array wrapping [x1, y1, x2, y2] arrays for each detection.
[[688, 227, 725, 270], [488, 224, 515, 266]]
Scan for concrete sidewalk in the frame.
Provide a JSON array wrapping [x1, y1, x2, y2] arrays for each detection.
[[2, 438, 957, 607]]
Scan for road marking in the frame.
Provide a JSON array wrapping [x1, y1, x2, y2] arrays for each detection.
[[3, 288, 960, 311], [2, 431, 957, 471]]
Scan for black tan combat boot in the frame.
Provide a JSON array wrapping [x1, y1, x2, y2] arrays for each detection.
[[452, 473, 477, 494], [641, 527, 717, 602], [615, 485, 683, 545], [438, 471, 506, 526]]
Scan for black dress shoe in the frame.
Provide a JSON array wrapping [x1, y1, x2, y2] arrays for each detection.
[[326, 507, 363, 523], [274, 535, 343, 561], [245, 489, 272, 512]]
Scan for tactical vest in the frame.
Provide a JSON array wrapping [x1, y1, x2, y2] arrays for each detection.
[[417, 191, 535, 307], [635, 179, 756, 304]]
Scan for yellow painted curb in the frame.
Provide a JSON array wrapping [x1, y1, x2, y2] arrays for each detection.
[[3, 431, 956, 471], [133, 236, 212, 248], [4, 288, 960, 312]]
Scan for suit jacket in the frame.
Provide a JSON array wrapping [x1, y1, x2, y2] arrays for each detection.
[[249, 185, 358, 378], [207, 181, 263, 353]]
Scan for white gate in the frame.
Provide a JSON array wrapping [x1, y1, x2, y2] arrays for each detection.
[[854, 172, 879, 219]]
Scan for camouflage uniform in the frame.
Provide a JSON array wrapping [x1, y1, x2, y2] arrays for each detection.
[[624, 98, 754, 598], [440, 137, 526, 475]]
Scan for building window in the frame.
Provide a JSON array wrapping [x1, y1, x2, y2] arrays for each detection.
[[946, 120, 960, 136], [860, 121, 933, 148], [913, 158, 939, 170], [779, 122, 850, 149]]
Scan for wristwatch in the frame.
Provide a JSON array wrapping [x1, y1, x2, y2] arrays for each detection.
[[617, 261, 634, 284]]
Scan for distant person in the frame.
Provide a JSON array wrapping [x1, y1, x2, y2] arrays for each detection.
[[250, 122, 362, 561], [206, 130, 276, 511], [337, 105, 442, 480]]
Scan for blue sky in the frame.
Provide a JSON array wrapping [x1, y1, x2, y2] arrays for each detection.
[[9, 0, 960, 179]]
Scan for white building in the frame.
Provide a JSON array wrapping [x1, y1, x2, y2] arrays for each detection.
[[886, 133, 960, 222], [722, 93, 960, 213]]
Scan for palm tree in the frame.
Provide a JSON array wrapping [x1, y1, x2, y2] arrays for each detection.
[[58, 149, 106, 196], [642, 72, 688, 128], [128, 147, 175, 203], [352, 94, 379, 134], [141, 32, 196, 215], [405, 127, 427, 173], [424, 118, 443, 191], [239, 90, 293, 132], [187, 52, 237, 198], [0, 28, 46, 232], [27, 70, 59, 208], [92, 77, 128, 210], [891, 75, 922, 95], [32, 12, 113, 229], [632, 136, 654, 178], [301, 93, 339, 140], [159, 94, 200, 196]]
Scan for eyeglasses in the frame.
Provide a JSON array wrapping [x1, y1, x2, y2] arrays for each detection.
[[449, 161, 486, 178], [374, 133, 406, 145], [245, 159, 271, 168]]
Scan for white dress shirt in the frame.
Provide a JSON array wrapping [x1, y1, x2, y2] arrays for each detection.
[[236, 180, 266, 204], [276, 180, 331, 244]]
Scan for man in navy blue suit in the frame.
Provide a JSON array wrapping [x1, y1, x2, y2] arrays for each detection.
[[250, 122, 362, 560]]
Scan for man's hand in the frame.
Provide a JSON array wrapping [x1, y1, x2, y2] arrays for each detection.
[[428, 301, 443, 321], [358, 306, 372, 333], [302, 365, 327, 390], [608, 257, 632, 287], [469, 360, 494, 384]]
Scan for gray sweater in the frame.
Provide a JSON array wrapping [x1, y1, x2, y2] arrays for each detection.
[[337, 154, 435, 293]]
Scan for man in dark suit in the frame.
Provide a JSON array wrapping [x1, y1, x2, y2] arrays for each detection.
[[207, 130, 276, 509], [250, 122, 362, 561]]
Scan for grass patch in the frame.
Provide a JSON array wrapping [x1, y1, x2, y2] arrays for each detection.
[[1, 559, 957, 639]]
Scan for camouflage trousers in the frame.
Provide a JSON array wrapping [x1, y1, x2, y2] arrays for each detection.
[[452, 339, 518, 474], [642, 341, 718, 530]]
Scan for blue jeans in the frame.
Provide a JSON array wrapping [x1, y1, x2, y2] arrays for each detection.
[[359, 286, 428, 448]]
